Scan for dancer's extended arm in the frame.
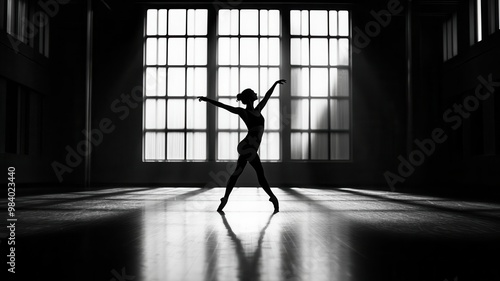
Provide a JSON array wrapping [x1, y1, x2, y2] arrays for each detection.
[[198, 96, 242, 114], [256, 79, 286, 111]]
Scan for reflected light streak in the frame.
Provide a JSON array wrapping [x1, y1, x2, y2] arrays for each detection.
[[141, 188, 351, 281]]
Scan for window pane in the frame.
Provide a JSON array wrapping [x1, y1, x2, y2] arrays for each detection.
[[218, 38, 230, 65], [186, 67, 207, 97], [167, 68, 185, 96], [167, 99, 185, 129], [188, 9, 207, 35], [157, 68, 166, 97], [291, 132, 308, 159], [338, 69, 350, 97], [146, 38, 157, 65], [187, 132, 207, 160], [331, 133, 349, 160], [187, 38, 207, 65], [219, 10, 231, 35], [260, 10, 280, 36], [218, 67, 230, 96], [310, 11, 327, 35], [330, 39, 338, 65], [167, 133, 185, 160], [291, 99, 309, 129], [291, 68, 309, 96], [240, 68, 258, 92], [259, 67, 280, 97], [145, 68, 157, 96], [260, 132, 280, 160], [218, 98, 239, 129], [310, 99, 328, 129], [145, 132, 165, 160], [290, 38, 309, 65], [262, 98, 280, 130], [240, 10, 258, 35], [329, 11, 337, 36], [168, 9, 186, 35], [268, 10, 280, 35], [168, 38, 186, 65], [311, 133, 328, 160], [145, 99, 166, 129], [158, 9, 167, 35], [268, 38, 280, 65], [158, 38, 167, 65], [290, 10, 301, 35], [338, 11, 349, 36], [310, 39, 328, 65], [260, 38, 269, 65], [310, 68, 328, 96], [339, 39, 349, 65], [290, 38, 300, 65], [240, 38, 259, 65], [330, 99, 349, 129], [187, 99, 207, 129], [230, 38, 239, 65], [301, 10, 309, 35], [218, 132, 239, 160], [146, 9, 157, 35], [477, 0, 482, 42], [260, 10, 268, 35]]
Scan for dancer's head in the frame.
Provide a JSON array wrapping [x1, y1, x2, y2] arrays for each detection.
[[236, 89, 258, 105]]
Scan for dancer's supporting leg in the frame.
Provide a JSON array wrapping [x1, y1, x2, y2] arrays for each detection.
[[218, 155, 247, 211], [249, 154, 279, 212]]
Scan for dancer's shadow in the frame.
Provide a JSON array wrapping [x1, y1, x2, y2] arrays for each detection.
[[218, 211, 276, 281]]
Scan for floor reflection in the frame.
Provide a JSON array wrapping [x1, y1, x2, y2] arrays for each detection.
[[6, 187, 500, 281], [140, 188, 352, 281], [218, 212, 275, 281]]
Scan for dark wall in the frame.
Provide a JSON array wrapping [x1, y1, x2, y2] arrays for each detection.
[[0, 0, 87, 186]]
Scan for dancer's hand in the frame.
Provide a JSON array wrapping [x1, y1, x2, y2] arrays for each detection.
[[197, 96, 208, 102], [275, 79, 286, 85]]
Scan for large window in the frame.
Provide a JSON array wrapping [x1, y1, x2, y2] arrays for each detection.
[[217, 9, 281, 161], [144, 9, 208, 161], [4, 0, 50, 57], [290, 10, 350, 160], [143, 7, 351, 162]]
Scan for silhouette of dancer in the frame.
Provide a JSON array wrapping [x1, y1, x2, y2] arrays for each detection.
[[198, 79, 286, 213]]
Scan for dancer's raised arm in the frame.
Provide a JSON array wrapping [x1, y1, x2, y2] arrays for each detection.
[[198, 96, 242, 114], [256, 79, 286, 112]]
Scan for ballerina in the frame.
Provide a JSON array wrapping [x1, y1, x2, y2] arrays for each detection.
[[198, 79, 286, 213]]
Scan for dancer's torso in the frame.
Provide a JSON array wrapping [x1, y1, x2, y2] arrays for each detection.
[[239, 109, 265, 150]]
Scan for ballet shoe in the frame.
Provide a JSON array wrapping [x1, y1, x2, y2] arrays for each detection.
[[217, 197, 228, 212], [269, 197, 279, 213]]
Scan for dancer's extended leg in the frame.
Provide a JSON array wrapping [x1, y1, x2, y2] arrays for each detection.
[[249, 154, 279, 212], [218, 155, 247, 212]]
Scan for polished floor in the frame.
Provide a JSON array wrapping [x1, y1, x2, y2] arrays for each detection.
[[2, 187, 500, 281]]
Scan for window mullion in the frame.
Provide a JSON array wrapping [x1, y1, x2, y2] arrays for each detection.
[[207, 8, 217, 161], [281, 8, 292, 162]]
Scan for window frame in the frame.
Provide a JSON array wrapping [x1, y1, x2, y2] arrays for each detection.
[[215, 8, 283, 162], [142, 4, 353, 163], [143, 8, 210, 162]]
